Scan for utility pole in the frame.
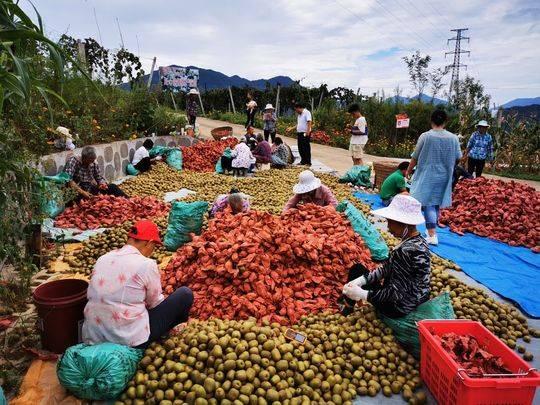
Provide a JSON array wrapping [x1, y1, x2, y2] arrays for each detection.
[[147, 57, 156, 90], [275, 84, 281, 117], [228, 86, 236, 114], [446, 28, 470, 103]]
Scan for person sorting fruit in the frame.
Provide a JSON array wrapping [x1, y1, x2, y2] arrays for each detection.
[[283, 170, 338, 212], [341, 195, 431, 318], [64, 146, 127, 200], [379, 161, 409, 206], [210, 187, 250, 217], [82, 220, 194, 348]]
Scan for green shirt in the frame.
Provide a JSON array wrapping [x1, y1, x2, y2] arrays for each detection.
[[380, 170, 406, 200]]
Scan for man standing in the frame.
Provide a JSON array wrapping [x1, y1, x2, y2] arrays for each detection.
[[379, 161, 409, 206], [64, 146, 127, 200], [347, 104, 368, 165], [466, 120, 494, 177], [295, 103, 312, 166]]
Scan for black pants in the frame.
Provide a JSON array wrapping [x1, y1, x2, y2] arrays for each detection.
[[297, 132, 311, 165], [136, 287, 193, 349], [221, 156, 233, 172], [467, 157, 485, 177], [188, 114, 196, 126], [246, 111, 256, 128], [134, 157, 151, 172], [79, 182, 127, 198], [264, 130, 276, 143]]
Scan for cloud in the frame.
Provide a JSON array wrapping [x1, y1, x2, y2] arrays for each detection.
[[23, 0, 540, 105]]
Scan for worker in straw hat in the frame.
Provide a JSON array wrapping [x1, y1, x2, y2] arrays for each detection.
[[341, 195, 431, 318], [186, 88, 199, 126], [54, 126, 76, 150], [283, 170, 338, 212], [465, 120, 494, 178], [262, 103, 277, 143], [82, 220, 194, 349]]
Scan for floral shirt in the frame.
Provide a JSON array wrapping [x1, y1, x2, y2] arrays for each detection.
[[186, 98, 198, 116], [210, 194, 250, 217], [272, 144, 290, 166], [82, 245, 164, 347], [64, 156, 106, 186], [263, 112, 277, 131], [283, 185, 338, 212], [467, 131, 494, 161], [231, 142, 256, 169]]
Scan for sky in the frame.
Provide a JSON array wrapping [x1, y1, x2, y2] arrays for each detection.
[[25, 0, 540, 105]]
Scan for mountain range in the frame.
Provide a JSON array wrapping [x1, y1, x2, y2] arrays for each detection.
[[501, 97, 540, 108], [124, 65, 295, 91], [386, 93, 447, 105]]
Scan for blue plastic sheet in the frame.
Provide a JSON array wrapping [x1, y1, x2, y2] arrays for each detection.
[[355, 192, 540, 318]]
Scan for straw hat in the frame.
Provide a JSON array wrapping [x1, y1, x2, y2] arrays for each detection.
[[264, 104, 275, 110], [372, 195, 425, 225], [188, 88, 199, 95], [293, 170, 322, 194], [476, 120, 490, 127], [56, 126, 72, 137]]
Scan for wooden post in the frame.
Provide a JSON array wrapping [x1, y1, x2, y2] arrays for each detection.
[[147, 57, 156, 90], [77, 39, 86, 66], [196, 88, 205, 116], [275, 84, 281, 117], [228, 86, 236, 114], [310, 97, 314, 112], [170, 92, 177, 110], [318, 89, 324, 109]]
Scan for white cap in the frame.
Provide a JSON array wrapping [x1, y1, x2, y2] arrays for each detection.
[[293, 170, 322, 194], [264, 104, 275, 110], [188, 88, 199, 95], [476, 120, 490, 127], [372, 195, 425, 225]]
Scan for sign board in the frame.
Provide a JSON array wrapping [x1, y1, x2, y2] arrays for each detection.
[[159, 66, 199, 92], [395, 113, 410, 129]]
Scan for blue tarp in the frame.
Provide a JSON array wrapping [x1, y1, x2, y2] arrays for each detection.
[[355, 192, 540, 318]]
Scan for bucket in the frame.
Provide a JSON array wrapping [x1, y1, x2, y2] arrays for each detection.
[[33, 279, 88, 353]]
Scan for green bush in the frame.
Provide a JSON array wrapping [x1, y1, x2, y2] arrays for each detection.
[[153, 107, 187, 135]]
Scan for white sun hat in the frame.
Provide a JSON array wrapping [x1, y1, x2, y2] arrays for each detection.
[[372, 194, 425, 225], [264, 103, 275, 110], [56, 126, 72, 137], [476, 120, 490, 127], [293, 170, 322, 194], [188, 88, 199, 95]]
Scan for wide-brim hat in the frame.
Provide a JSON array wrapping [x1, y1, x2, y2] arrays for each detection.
[[188, 88, 199, 95], [293, 170, 322, 194], [476, 120, 490, 127], [56, 126, 72, 137], [372, 195, 425, 225], [264, 104, 275, 110]]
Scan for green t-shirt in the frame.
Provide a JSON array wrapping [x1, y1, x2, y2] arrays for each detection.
[[380, 170, 407, 200]]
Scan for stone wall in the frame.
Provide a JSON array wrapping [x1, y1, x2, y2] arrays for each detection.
[[38, 135, 199, 181]]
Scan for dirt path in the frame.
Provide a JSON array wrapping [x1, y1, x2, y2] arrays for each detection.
[[196, 116, 540, 191]]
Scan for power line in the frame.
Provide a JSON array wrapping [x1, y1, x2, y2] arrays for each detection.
[[397, 0, 449, 40], [93, 7, 103, 45], [115, 17, 125, 49], [332, 0, 393, 42], [446, 28, 470, 101]]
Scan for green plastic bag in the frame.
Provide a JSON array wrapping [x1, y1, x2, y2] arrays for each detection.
[[216, 147, 232, 174], [337, 200, 389, 261], [0, 386, 6, 405], [126, 163, 139, 176], [379, 293, 455, 358], [164, 201, 208, 251], [166, 149, 183, 171], [57, 343, 143, 400], [339, 165, 372, 187], [149, 145, 173, 158], [40, 172, 71, 218]]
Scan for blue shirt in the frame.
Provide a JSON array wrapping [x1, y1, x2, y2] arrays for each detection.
[[410, 129, 462, 208], [467, 131, 494, 161]]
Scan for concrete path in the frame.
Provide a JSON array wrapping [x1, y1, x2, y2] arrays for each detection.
[[196, 117, 540, 191]]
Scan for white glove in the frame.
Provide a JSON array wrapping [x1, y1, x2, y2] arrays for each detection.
[[350, 276, 367, 288], [342, 283, 369, 301]]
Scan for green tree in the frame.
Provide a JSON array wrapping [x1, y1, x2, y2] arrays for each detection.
[[402, 51, 431, 98]]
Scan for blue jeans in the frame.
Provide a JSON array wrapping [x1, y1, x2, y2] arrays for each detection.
[[423, 205, 440, 230]]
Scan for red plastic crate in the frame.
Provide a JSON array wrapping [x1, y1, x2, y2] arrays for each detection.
[[418, 320, 540, 405]]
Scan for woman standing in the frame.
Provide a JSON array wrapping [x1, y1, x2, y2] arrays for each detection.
[[262, 104, 277, 142], [406, 110, 461, 245], [186, 89, 199, 126], [245, 93, 257, 128]]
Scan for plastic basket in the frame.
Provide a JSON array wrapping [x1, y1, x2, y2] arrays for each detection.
[[418, 320, 540, 405]]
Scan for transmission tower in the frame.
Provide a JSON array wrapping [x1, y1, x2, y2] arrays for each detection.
[[446, 28, 470, 102]]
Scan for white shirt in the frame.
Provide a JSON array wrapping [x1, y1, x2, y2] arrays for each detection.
[[296, 109, 312, 133], [350, 116, 368, 145], [82, 245, 164, 347], [132, 146, 149, 165]]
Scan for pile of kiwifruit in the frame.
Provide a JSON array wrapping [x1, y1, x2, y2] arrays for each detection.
[[381, 231, 538, 360], [119, 163, 370, 216], [117, 309, 426, 405], [65, 217, 171, 275]]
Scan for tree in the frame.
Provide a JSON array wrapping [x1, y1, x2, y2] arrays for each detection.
[[429, 67, 449, 103], [402, 51, 431, 99], [451, 75, 491, 136]]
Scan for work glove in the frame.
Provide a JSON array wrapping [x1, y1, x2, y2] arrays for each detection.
[[349, 276, 367, 288], [342, 283, 369, 302]]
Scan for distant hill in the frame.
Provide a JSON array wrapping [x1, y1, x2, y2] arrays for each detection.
[[121, 65, 295, 91], [386, 93, 447, 105], [502, 97, 540, 108], [502, 104, 540, 121]]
